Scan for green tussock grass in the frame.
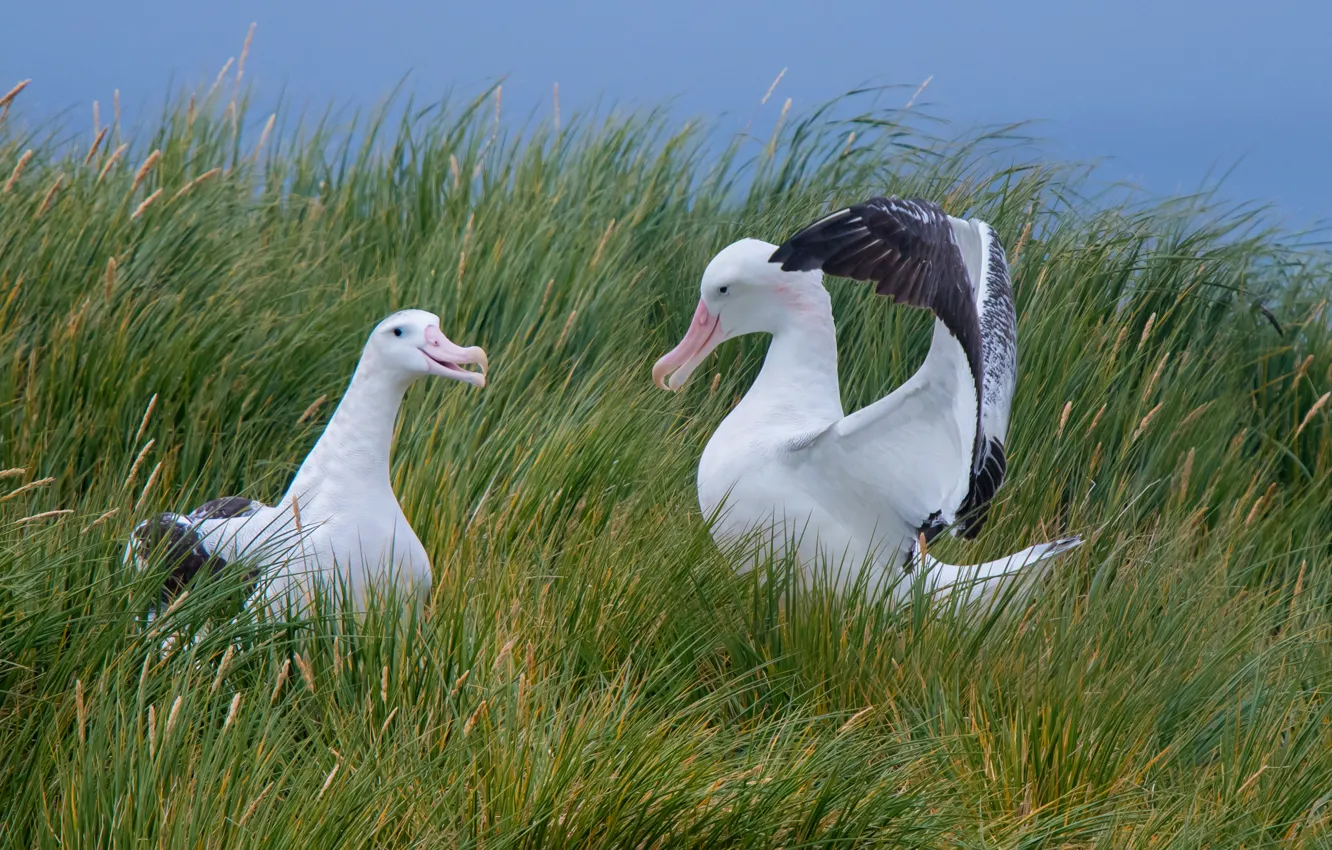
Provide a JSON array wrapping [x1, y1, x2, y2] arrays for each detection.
[[2, 67, 1332, 847]]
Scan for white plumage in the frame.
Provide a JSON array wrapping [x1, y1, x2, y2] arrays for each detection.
[[126, 309, 487, 618], [653, 197, 1079, 602]]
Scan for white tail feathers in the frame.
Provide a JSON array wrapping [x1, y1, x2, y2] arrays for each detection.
[[914, 535, 1083, 603]]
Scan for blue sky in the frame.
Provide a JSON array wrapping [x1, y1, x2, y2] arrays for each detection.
[[6, 1, 1329, 222]]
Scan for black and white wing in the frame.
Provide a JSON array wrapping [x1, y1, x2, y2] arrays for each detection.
[[770, 196, 1010, 545], [949, 218, 1017, 537], [126, 496, 266, 608]]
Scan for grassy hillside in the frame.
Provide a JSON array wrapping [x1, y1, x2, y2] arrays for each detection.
[[2, 69, 1331, 847]]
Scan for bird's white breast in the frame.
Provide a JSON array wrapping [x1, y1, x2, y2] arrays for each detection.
[[698, 402, 904, 590]]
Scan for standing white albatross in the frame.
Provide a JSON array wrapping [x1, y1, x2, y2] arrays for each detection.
[[126, 309, 487, 618], [652, 197, 1080, 602]]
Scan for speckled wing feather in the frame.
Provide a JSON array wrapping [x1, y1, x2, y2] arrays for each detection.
[[954, 224, 1017, 537], [128, 496, 265, 607]]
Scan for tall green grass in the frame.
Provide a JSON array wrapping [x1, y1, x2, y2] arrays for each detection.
[[1, 65, 1331, 847]]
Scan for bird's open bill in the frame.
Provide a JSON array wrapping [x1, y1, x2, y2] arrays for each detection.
[[422, 325, 488, 387], [652, 300, 721, 391]]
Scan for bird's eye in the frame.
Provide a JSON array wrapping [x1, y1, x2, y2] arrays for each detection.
[[719, 286, 729, 295], [392, 328, 404, 337]]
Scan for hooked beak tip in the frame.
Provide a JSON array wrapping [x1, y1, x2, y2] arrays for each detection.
[[651, 362, 673, 392], [423, 329, 488, 387], [466, 347, 488, 388]]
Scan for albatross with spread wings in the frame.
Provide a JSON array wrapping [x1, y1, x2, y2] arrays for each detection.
[[653, 197, 1079, 601]]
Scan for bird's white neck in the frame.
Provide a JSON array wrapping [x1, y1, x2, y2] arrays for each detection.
[[736, 305, 844, 427], [284, 349, 413, 505]]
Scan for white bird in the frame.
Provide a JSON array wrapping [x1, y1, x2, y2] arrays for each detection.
[[126, 309, 487, 620], [652, 197, 1079, 602]]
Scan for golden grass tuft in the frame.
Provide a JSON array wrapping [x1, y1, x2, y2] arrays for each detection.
[[1177, 400, 1213, 432], [767, 98, 791, 159], [1137, 312, 1156, 351], [556, 309, 577, 349], [1131, 403, 1165, 443], [74, 680, 86, 746], [270, 658, 290, 705], [211, 647, 235, 696], [2, 477, 55, 504], [590, 218, 616, 269], [134, 394, 157, 445], [252, 115, 275, 159], [1141, 353, 1170, 403], [164, 695, 182, 739], [760, 68, 787, 106], [134, 462, 163, 511], [35, 173, 64, 218], [236, 23, 256, 86], [170, 167, 221, 202], [1294, 392, 1330, 439], [0, 79, 31, 109], [131, 188, 164, 220], [1085, 404, 1107, 437], [1178, 447, 1195, 500], [295, 653, 316, 694], [131, 150, 162, 193], [98, 144, 128, 183], [238, 782, 272, 826], [104, 256, 118, 300], [223, 693, 242, 732], [1056, 401, 1072, 438], [296, 394, 328, 426], [463, 699, 488, 736], [16, 509, 74, 524], [81, 508, 118, 533], [84, 127, 109, 166], [836, 705, 875, 735], [210, 59, 235, 96], [904, 75, 933, 109], [124, 440, 155, 491]]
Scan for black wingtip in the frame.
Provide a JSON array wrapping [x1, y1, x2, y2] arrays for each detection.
[[771, 249, 828, 274], [768, 241, 830, 274], [769, 240, 826, 273], [769, 206, 864, 273]]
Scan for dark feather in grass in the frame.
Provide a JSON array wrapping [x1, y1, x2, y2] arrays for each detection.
[[1254, 301, 1284, 336]]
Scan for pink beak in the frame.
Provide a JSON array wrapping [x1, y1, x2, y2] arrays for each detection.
[[422, 325, 488, 387], [652, 300, 722, 391]]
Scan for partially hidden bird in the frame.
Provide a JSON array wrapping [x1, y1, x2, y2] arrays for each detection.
[[126, 309, 487, 622]]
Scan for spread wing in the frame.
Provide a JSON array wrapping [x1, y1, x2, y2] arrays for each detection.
[[770, 196, 1003, 544]]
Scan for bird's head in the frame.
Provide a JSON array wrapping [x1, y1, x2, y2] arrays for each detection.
[[652, 238, 826, 391], [366, 309, 488, 388]]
